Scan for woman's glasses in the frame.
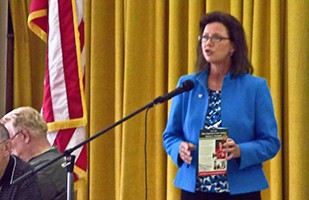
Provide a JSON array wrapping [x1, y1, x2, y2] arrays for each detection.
[[199, 34, 230, 43]]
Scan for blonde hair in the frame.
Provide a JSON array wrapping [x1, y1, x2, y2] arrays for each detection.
[[1, 107, 48, 137]]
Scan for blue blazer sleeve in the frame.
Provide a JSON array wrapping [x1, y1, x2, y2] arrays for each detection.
[[237, 79, 280, 169], [162, 78, 185, 167]]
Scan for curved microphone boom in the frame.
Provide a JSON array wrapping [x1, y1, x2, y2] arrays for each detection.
[[153, 80, 195, 104], [12, 79, 194, 191]]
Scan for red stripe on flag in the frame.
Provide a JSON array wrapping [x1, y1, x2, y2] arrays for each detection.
[[76, 146, 87, 171], [58, 0, 83, 119], [53, 129, 75, 152], [42, 57, 55, 123]]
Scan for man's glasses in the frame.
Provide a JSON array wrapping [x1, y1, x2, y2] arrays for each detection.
[[0, 139, 8, 145], [11, 130, 21, 141], [199, 34, 230, 43]]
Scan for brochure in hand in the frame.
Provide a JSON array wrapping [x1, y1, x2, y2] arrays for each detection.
[[198, 127, 228, 176]]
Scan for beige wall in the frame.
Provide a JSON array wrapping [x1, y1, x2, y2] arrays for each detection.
[[0, 0, 8, 117]]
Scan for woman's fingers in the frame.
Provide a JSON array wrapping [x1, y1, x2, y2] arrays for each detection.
[[224, 138, 240, 160], [179, 142, 196, 164]]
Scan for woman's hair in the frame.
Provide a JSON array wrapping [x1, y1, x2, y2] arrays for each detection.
[[195, 11, 253, 76]]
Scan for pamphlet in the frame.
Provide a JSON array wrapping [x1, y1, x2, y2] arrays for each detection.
[[198, 128, 228, 176]]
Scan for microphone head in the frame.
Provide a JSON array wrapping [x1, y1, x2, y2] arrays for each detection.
[[182, 80, 195, 91]]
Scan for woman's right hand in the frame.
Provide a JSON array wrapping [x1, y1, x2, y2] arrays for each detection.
[[179, 142, 196, 164]]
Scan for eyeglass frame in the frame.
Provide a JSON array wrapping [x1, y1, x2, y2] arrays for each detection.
[[0, 139, 8, 145], [10, 130, 22, 141], [199, 34, 230, 43]]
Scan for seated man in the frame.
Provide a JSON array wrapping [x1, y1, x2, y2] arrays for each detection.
[[1, 107, 67, 200], [0, 123, 41, 199]]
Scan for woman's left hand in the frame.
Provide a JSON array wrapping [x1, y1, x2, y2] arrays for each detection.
[[223, 138, 240, 160]]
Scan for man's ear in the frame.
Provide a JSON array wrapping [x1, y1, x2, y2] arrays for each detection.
[[21, 129, 31, 143], [4, 140, 12, 156]]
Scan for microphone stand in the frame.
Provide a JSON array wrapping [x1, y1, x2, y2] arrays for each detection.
[[12, 98, 163, 200]]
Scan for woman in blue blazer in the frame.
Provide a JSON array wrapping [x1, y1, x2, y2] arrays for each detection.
[[163, 11, 280, 200]]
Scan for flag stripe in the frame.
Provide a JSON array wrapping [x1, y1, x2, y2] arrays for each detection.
[[54, 129, 74, 152], [76, 146, 87, 170], [45, 0, 67, 123], [58, 0, 83, 120], [43, 60, 55, 123]]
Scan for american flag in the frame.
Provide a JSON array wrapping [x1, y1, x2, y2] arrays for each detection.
[[28, 0, 87, 180]]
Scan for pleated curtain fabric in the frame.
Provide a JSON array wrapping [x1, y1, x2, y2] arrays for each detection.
[[9, 0, 309, 199]]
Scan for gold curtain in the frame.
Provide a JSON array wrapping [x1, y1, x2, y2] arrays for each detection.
[[10, 0, 309, 200], [9, 0, 45, 108]]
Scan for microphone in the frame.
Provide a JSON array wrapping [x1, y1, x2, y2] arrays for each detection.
[[153, 80, 194, 104]]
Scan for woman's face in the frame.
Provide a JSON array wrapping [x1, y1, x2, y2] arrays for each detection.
[[201, 22, 234, 65]]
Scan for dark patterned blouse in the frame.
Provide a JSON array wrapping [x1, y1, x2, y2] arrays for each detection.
[[196, 88, 229, 193]]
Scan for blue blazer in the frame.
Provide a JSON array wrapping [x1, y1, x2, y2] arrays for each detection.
[[163, 70, 280, 194]]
